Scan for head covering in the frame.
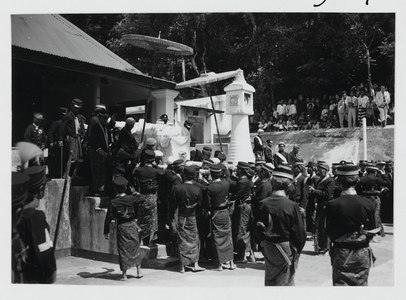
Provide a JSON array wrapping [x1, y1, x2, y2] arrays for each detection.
[[255, 160, 266, 166], [95, 104, 108, 117], [59, 107, 68, 116], [209, 164, 222, 174], [317, 160, 326, 164], [25, 166, 46, 192], [184, 166, 196, 177], [160, 114, 168, 120], [202, 159, 214, 166], [113, 176, 128, 188], [293, 161, 304, 167], [359, 160, 368, 166], [33, 113, 44, 120], [184, 120, 193, 129], [262, 163, 275, 173], [71, 98, 83, 109], [190, 140, 196, 147], [173, 159, 185, 169], [248, 162, 255, 169], [376, 160, 386, 166], [217, 153, 226, 161], [293, 145, 300, 150], [332, 163, 342, 169], [211, 157, 220, 164], [278, 142, 286, 147], [12, 172, 29, 207], [144, 150, 155, 161], [237, 161, 250, 170], [154, 150, 163, 158], [257, 129, 264, 134], [266, 139, 273, 144], [125, 117, 136, 126], [336, 165, 360, 176], [203, 146, 212, 152], [272, 166, 294, 180], [318, 162, 330, 171], [366, 165, 380, 173], [306, 161, 317, 168], [247, 168, 255, 178], [145, 138, 157, 146]]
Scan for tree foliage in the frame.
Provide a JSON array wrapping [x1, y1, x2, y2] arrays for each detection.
[[63, 13, 395, 108]]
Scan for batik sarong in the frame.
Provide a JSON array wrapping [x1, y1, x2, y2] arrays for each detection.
[[177, 215, 200, 265], [117, 221, 142, 271], [211, 209, 234, 264], [137, 193, 158, 243], [233, 202, 252, 258]]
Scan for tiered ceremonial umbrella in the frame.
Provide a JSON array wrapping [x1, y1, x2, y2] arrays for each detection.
[[123, 33, 193, 142], [175, 69, 242, 151]]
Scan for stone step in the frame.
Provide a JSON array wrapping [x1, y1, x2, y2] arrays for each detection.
[[148, 243, 168, 259], [142, 256, 179, 269]]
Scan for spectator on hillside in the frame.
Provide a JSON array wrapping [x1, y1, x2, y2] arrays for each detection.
[[276, 100, 285, 121], [346, 90, 357, 128], [375, 85, 391, 127], [365, 95, 378, 126], [337, 92, 347, 128], [321, 104, 329, 120], [313, 98, 322, 121], [291, 99, 298, 122], [357, 89, 368, 126], [329, 96, 337, 119], [306, 98, 314, 119]]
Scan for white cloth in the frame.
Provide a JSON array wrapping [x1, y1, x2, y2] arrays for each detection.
[[288, 104, 297, 116], [277, 104, 285, 116], [358, 96, 369, 108]]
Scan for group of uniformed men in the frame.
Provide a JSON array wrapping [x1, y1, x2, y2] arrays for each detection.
[[17, 98, 394, 286]]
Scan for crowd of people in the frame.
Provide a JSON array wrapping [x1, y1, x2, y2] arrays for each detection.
[[13, 97, 394, 286], [250, 84, 394, 132]]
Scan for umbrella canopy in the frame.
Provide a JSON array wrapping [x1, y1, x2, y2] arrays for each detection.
[[175, 69, 242, 89], [123, 34, 193, 56]]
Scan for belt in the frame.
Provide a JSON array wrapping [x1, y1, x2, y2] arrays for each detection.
[[332, 241, 369, 250]]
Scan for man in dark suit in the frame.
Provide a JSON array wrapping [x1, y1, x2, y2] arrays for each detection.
[[87, 105, 110, 196], [292, 161, 309, 230], [253, 129, 265, 160], [273, 142, 289, 167], [190, 140, 203, 162], [264, 139, 274, 164]]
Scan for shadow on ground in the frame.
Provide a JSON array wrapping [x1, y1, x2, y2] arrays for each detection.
[[76, 267, 141, 281]]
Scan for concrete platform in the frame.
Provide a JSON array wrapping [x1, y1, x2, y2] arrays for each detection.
[[54, 225, 393, 286]]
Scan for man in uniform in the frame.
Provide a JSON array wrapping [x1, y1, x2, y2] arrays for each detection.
[[304, 161, 319, 235], [159, 113, 169, 124], [24, 113, 46, 151], [60, 98, 85, 176], [205, 164, 236, 271], [308, 162, 335, 254], [190, 140, 203, 162], [326, 164, 377, 286], [230, 162, 255, 263], [202, 146, 212, 161], [171, 166, 206, 273], [133, 150, 164, 245], [358, 160, 368, 177], [104, 176, 143, 280], [288, 145, 301, 165], [48, 107, 68, 178], [292, 161, 309, 231], [17, 166, 56, 283], [256, 166, 306, 286], [264, 139, 274, 164], [184, 119, 193, 131], [253, 129, 265, 160], [273, 142, 289, 167]]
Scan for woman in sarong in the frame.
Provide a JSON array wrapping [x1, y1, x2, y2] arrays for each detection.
[[104, 176, 143, 280], [256, 166, 306, 286]]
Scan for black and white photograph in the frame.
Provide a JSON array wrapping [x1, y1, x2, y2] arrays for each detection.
[[3, 0, 406, 298]]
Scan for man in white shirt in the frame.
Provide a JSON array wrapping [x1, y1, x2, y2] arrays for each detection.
[[357, 89, 369, 126], [276, 100, 285, 120], [345, 90, 357, 128], [337, 92, 347, 128], [375, 85, 391, 127]]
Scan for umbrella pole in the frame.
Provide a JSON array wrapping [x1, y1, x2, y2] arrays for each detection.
[[209, 92, 223, 152], [140, 50, 156, 143]]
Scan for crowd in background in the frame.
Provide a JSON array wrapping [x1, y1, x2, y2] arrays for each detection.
[[250, 84, 394, 132]]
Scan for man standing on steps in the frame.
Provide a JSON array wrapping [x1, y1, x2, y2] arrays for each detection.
[[273, 142, 289, 167], [253, 129, 265, 160], [288, 145, 301, 165]]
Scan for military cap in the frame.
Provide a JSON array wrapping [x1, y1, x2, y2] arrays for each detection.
[[59, 107, 68, 116], [266, 139, 273, 144], [12, 172, 29, 207], [336, 165, 360, 176], [154, 150, 163, 158], [33, 113, 44, 120], [318, 162, 330, 171], [376, 160, 386, 166], [247, 168, 256, 178], [71, 98, 83, 108], [184, 120, 193, 129], [203, 159, 214, 165], [237, 161, 250, 170], [25, 166, 46, 192], [184, 166, 197, 177], [359, 160, 368, 166], [293, 161, 304, 167], [203, 146, 212, 152], [332, 163, 342, 168], [173, 159, 185, 169], [209, 164, 222, 173], [160, 114, 168, 120], [366, 165, 380, 173], [255, 160, 266, 166], [262, 163, 275, 173], [278, 142, 286, 146], [217, 153, 226, 161], [145, 138, 157, 146], [144, 149, 156, 160], [125, 117, 136, 126], [293, 145, 300, 150], [317, 160, 326, 165], [257, 129, 264, 134], [113, 176, 128, 187], [272, 166, 294, 180], [306, 161, 317, 168], [218, 163, 227, 171]]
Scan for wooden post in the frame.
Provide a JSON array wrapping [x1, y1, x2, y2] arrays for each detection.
[[363, 117, 367, 160]]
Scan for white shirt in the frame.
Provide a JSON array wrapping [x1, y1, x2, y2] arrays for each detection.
[[375, 91, 391, 107], [289, 104, 297, 115], [358, 95, 369, 108], [277, 104, 285, 115]]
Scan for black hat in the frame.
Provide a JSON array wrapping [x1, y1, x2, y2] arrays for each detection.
[[71, 98, 83, 109], [190, 140, 196, 147], [336, 165, 360, 176], [266, 139, 273, 144], [217, 163, 227, 172], [247, 168, 255, 178], [248, 162, 255, 168], [184, 120, 193, 129], [217, 153, 226, 161], [272, 166, 294, 180], [237, 161, 250, 170], [366, 165, 380, 173], [173, 159, 185, 169], [144, 150, 156, 160], [203, 146, 212, 152], [12, 172, 29, 207], [160, 114, 168, 120], [209, 164, 222, 174], [25, 166, 46, 192], [113, 176, 128, 188], [359, 160, 368, 165], [306, 161, 317, 168], [255, 160, 266, 166], [59, 107, 68, 116], [184, 166, 196, 177], [318, 162, 330, 171], [293, 145, 300, 150], [376, 160, 386, 166]]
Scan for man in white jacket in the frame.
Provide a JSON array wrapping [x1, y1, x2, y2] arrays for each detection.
[[375, 85, 391, 127]]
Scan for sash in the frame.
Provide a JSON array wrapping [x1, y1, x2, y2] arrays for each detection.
[[275, 152, 287, 163]]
